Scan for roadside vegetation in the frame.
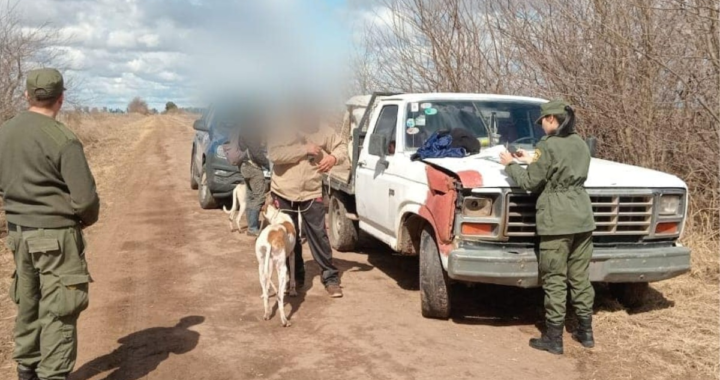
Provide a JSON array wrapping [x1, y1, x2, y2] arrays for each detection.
[[353, 1, 718, 378]]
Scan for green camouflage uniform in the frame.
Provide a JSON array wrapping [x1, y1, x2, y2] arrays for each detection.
[[0, 69, 100, 380], [505, 102, 596, 326]]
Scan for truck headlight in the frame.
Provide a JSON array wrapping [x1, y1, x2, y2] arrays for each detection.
[[659, 195, 681, 215], [463, 196, 493, 217], [216, 145, 227, 159]]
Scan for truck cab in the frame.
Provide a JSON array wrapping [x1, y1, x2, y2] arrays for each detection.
[[325, 93, 691, 319]]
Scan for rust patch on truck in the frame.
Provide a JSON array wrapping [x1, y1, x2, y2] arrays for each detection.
[[419, 166, 458, 256], [456, 170, 483, 189]]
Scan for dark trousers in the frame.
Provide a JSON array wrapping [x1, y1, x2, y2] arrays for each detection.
[[272, 193, 339, 286]]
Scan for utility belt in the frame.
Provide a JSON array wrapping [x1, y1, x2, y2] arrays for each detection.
[[545, 186, 584, 193], [7, 222, 79, 233]]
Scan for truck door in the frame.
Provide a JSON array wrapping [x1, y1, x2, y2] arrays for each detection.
[[355, 102, 401, 237]]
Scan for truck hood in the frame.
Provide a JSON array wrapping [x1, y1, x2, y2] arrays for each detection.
[[423, 145, 687, 189]]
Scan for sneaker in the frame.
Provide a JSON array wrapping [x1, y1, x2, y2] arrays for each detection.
[[246, 229, 260, 237], [325, 284, 343, 298]]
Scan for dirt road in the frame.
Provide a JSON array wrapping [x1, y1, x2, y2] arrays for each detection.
[[50, 116, 580, 380]]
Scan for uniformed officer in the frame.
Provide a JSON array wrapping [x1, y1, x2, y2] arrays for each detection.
[[499, 99, 596, 355], [0, 69, 100, 380]]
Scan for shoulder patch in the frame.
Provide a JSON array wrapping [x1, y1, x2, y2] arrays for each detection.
[[532, 149, 542, 163]]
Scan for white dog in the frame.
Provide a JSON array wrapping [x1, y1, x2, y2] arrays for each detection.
[[255, 203, 297, 327], [223, 183, 247, 232]]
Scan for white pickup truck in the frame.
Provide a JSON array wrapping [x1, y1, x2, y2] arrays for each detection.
[[324, 92, 691, 319]]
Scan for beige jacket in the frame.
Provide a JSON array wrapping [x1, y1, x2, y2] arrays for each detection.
[[269, 125, 348, 202]]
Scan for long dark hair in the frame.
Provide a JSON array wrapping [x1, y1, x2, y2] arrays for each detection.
[[554, 105, 576, 137]]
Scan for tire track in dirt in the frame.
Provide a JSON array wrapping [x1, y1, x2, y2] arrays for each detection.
[[67, 116, 581, 380]]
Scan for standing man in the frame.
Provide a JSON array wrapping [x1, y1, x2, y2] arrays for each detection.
[[499, 99, 596, 355], [0, 68, 100, 380], [235, 121, 271, 236], [268, 111, 347, 298]]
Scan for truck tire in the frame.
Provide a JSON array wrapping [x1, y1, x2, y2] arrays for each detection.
[[198, 164, 218, 209], [419, 225, 451, 319], [610, 282, 649, 308], [190, 149, 199, 190], [328, 194, 358, 252]]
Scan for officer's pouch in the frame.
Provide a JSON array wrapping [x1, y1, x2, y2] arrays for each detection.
[[26, 237, 60, 255], [26, 236, 90, 317], [50, 274, 90, 318]]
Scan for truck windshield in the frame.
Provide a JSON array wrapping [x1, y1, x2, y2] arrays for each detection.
[[404, 100, 545, 151]]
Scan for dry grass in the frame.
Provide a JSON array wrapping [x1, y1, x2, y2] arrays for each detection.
[[573, 226, 719, 380]]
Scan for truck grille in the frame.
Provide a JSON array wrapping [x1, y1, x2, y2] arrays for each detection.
[[505, 192, 654, 239]]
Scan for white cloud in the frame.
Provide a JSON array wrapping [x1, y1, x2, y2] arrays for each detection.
[[9, 0, 350, 110]]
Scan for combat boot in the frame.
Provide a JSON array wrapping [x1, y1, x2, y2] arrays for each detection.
[[529, 322, 564, 355], [17, 366, 38, 380], [572, 315, 595, 348]]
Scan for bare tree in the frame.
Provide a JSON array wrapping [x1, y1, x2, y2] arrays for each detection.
[[127, 97, 150, 115], [0, 2, 61, 121], [353, 0, 719, 230]]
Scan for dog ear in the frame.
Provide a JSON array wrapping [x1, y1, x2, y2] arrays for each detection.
[[262, 194, 274, 210]]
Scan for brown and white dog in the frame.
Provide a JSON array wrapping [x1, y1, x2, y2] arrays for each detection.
[[223, 183, 247, 232], [255, 202, 297, 327]]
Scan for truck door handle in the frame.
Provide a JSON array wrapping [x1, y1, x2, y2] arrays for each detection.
[[389, 189, 395, 196], [358, 161, 367, 168]]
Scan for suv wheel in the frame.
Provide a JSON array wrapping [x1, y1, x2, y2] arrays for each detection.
[[328, 194, 358, 252], [419, 225, 451, 319], [190, 150, 199, 190], [198, 164, 218, 209]]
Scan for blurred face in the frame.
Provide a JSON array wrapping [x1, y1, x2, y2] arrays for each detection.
[[541, 115, 559, 135]]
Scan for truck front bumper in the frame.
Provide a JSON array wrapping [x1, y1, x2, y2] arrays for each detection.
[[446, 242, 691, 288]]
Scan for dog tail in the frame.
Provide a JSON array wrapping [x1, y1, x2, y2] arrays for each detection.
[[223, 186, 238, 215]]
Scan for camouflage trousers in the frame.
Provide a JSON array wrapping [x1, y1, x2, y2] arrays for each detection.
[[539, 232, 595, 325], [240, 162, 267, 210], [5, 225, 91, 380]]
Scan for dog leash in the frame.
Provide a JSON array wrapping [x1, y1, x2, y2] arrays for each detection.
[[261, 199, 316, 239]]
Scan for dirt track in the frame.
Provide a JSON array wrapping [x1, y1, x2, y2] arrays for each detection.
[[28, 116, 582, 380]]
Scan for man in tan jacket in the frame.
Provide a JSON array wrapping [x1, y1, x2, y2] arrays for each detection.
[[268, 114, 347, 298]]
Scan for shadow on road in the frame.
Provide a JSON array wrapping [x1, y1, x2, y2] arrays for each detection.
[[352, 232, 676, 328], [70, 316, 204, 380]]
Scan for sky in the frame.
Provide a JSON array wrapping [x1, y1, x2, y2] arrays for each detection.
[[12, 0, 381, 111]]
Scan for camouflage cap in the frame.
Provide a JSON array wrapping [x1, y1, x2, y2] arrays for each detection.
[[26, 68, 65, 100], [535, 99, 569, 125]]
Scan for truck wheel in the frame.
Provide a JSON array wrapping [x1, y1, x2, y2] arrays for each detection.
[[190, 150, 199, 190], [198, 164, 218, 209], [328, 194, 358, 252], [610, 282, 649, 308], [419, 225, 451, 319]]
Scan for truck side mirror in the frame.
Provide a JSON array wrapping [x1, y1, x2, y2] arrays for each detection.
[[586, 136, 598, 157], [368, 133, 387, 159]]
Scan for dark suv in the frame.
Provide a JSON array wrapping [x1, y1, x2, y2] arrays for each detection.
[[190, 103, 269, 209]]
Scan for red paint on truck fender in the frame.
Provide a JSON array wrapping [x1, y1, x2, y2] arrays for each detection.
[[456, 170, 483, 189], [418, 166, 458, 256]]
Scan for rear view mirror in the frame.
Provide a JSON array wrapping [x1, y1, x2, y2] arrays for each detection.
[[586, 136, 598, 157], [369, 134, 387, 158]]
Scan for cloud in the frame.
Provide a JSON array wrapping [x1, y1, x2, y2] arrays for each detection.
[[10, 0, 351, 110]]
